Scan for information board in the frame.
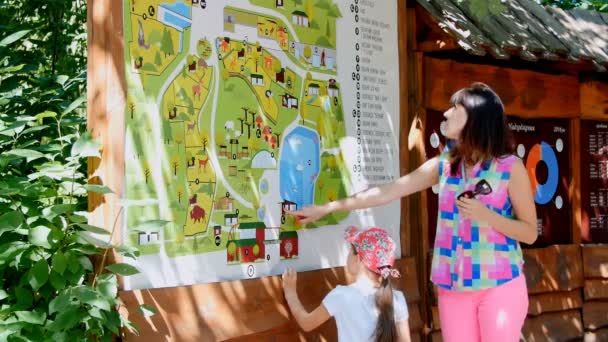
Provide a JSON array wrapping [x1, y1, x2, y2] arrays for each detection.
[[122, 0, 401, 289], [580, 120, 608, 243]]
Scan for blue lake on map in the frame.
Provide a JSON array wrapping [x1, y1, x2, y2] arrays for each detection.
[[280, 126, 320, 209]]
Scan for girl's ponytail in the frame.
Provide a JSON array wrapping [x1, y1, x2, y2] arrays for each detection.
[[344, 226, 400, 341], [374, 276, 397, 342]]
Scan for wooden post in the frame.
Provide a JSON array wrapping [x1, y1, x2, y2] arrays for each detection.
[[570, 118, 582, 244], [406, 2, 430, 336], [87, 0, 126, 270], [398, 0, 410, 259]]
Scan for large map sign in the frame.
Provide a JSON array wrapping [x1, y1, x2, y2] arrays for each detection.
[[424, 113, 570, 248], [580, 120, 608, 243], [122, 0, 401, 289]]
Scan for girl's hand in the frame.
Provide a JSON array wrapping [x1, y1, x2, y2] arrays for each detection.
[[288, 205, 330, 225], [282, 268, 298, 295], [456, 197, 494, 223]]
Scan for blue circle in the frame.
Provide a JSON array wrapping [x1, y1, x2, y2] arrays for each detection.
[[535, 142, 559, 205], [260, 179, 268, 194]]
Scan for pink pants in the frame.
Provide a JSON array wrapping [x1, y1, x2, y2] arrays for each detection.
[[437, 275, 528, 342]]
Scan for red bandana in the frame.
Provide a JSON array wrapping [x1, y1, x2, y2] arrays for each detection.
[[345, 226, 400, 279]]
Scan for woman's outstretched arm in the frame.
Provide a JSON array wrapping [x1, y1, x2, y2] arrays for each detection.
[[291, 157, 440, 224]]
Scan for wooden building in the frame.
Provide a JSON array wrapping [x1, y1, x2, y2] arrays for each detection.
[[409, 1, 608, 341], [87, 0, 608, 340]]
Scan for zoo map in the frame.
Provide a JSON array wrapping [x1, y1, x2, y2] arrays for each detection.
[[123, 0, 400, 289]]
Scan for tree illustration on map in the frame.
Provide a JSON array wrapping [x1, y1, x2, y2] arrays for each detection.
[[124, 0, 350, 285]]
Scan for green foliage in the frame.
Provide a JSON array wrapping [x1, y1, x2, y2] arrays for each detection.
[[542, 0, 608, 12], [0, 1, 144, 339], [326, 3, 343, 17], [154, 51, 162, 66], [197, 38, 213, 60], [161, 28, 175, 57]]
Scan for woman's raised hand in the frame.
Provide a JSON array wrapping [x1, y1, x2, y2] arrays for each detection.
[[288, 205, 330, 225]]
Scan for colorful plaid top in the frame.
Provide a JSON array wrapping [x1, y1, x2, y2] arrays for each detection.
[[430, 149, 524, 291]]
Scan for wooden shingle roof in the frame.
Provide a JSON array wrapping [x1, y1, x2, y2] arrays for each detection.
[[416, 0, 608, 71]]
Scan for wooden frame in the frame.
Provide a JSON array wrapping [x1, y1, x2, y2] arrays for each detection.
[[423, 57, 580, 119], [87, 0, 126, 273], [580, 80, 608, 120], [87, 0, 413, 339]]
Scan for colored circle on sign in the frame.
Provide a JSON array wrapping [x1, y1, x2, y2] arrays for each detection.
[[430, 133, 440, 148], [440, 121, 447, 137], [260, 179, 269, 194], [517, 144, 526, 158], [555, 195, 563, 209], [525, 142, 559, 205], [556, 138, 563, 152]]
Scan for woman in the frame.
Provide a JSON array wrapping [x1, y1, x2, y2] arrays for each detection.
[[291, 83, 537, 342]]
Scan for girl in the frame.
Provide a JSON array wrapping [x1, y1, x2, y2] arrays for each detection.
[[282, 226, 411, 342], [290, 83, 537, 342]]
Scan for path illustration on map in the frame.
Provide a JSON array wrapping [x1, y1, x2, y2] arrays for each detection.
[[123, 0, 351, 283]]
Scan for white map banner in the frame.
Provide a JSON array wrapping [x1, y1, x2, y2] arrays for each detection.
[[122, 0, 400, 290]]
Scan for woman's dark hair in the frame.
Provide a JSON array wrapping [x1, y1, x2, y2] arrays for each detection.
[[374, 275, 397, 342], [448, 82, 513, 175]]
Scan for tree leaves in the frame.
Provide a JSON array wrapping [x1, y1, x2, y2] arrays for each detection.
[[76, 223, 111, 235], [105, 263, 140, 276], [0, 29, 31, 47], [0, 1, 137, 339], [138, 304, 158, 317], [0, 211, 23, 232], [83, 184, 114, 194], [28, 260, 49, 291], [14, 310, 46, 325], [71, 131, 102, 158], [542, 0, 608, 12], [51, 252, 67, 275], [28, 226, 52, 248]]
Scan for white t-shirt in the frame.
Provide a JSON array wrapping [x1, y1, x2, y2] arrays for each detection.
[[322, 277, 409, 342]]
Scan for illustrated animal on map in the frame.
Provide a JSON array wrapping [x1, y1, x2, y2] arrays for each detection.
[[187, 121, 197, 133], [224, 121, 235, 131], [263, 126, 272, 141], [192, 83, 201, 100], [134, 57, 143, 69], [189, 194, 197, 206], [190, 205, 206, 223], [220, 39, 230, 53], [137, 21, 150, 49], [198, 156, 210, 170], [270, 135, 277, 149]]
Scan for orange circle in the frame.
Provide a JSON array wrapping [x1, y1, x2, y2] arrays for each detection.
[[525, 144, 541, 192]]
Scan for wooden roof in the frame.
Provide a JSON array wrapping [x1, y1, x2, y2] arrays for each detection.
[[416, 0, 608, 71]]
